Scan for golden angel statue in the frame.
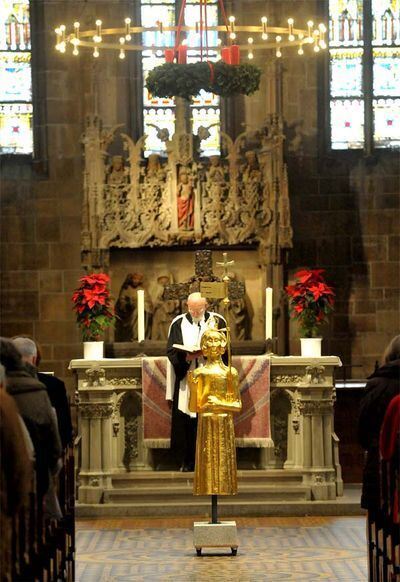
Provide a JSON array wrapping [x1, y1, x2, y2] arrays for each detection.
[[188, 328, 242, 496]]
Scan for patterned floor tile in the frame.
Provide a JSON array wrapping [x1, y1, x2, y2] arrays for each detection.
[[76, 517, 368, 581]]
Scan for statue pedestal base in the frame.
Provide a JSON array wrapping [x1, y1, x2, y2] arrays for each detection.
[[193, 521, 238, 556]]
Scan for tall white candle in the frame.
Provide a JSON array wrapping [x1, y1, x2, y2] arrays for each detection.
[[265, 287, 273, 340], [137, 289, 145, 342]]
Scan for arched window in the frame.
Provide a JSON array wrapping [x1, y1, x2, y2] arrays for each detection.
[[0, 0, 33, 154], [328, 0, 399, 151], [141, 0, 220, 156]]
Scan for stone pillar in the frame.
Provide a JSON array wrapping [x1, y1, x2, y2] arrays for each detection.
[[302, 414, 312, 468], [101, 416, 113, 487], [311, 414, 324, 467], [323, 413, 333, 468], [79, 401, 114, 503]]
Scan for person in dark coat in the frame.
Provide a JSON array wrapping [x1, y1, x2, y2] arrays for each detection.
[[0, 363, 33, 582], [166, 293, 226, 471], [0, 338, 62, 499], [358, 335, 400, 515], [13, 336, 73, 448]]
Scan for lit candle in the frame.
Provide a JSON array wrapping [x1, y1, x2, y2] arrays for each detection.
[[137, 289, 145, 342], [265, 287, 273, 340], [177, 44, 187, 64]]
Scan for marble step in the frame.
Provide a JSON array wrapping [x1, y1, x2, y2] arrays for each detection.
[[103, 483, 310, 504], [110, 469, 304, 489], [77, 486, 363, 518]]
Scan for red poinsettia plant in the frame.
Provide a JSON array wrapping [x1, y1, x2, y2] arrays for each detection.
[[285, 269, 335, 338], [72, 273, 115, 341]]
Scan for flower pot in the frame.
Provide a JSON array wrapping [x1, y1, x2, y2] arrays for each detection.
[[83, 341, 104, 360], [300, 337, 322, 357]]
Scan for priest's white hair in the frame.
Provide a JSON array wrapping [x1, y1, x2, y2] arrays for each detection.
[[13, 337, 37, 359], [187, 292, 205, 303]]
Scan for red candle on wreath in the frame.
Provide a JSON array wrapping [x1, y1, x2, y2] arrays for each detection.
[[230, 44, 240, 64], [221, 46, 231, 64], [177, 44, 187, 64], [164, 48, 175, 63]]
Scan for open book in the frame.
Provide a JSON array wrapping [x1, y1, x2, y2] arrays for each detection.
[[172, 343, 202, 353]]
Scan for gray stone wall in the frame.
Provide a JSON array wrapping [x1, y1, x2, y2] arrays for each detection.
[[0, 0, 399, 389]]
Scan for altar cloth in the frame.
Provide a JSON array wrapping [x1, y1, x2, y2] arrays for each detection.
[[142, 355, 272, 448]]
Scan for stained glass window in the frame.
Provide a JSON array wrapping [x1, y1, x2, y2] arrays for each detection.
[[141, 0, 220, 156], [0, 0, 32, 154], [328, 0, 400, 150]]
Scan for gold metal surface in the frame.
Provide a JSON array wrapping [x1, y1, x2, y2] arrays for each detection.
[[188, 329, 242, 496]]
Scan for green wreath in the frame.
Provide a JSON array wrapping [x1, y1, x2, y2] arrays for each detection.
[[146, 61, 262, 101]]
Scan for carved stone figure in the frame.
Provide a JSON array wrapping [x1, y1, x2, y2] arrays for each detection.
[[115, 273, 153, 341], [177, 166, 195, 230], [151, 275, 180, 341], [206, 155, 226, 194], [81, 114, 292, 266], [242, 150, 262, 184], [107, 155, 127, 185], [144, 153, 166, 182], [226, 272, 252, 340]]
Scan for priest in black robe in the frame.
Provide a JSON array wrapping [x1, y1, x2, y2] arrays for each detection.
[[166, 292, 226, 471]]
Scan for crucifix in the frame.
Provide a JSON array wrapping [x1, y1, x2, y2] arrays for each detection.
[[163, 249, 245, 306]]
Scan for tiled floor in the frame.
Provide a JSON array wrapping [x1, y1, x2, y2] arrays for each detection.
[[76, 516, 368, 581]]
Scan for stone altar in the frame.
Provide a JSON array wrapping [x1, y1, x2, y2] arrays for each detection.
[[70, 355, 343, 508]]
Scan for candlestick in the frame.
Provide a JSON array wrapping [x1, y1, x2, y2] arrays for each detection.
[[265, 287, 273, 340], [137, 289, 145, 342]]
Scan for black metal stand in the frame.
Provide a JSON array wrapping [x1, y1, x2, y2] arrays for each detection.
[[211, 494, 218, 524]]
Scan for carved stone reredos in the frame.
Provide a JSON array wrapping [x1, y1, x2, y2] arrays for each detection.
[[81, 109, 292, 268]]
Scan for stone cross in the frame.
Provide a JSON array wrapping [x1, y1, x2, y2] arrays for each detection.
[[163, 249, 245, 302]]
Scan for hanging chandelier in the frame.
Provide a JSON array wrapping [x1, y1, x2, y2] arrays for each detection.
[[55, 2, 327, 62]]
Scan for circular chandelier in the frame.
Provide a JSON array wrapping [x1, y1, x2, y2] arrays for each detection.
[[55, 2, 327, 62]]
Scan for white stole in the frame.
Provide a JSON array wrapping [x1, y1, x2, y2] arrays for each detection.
[[166, 312, 221, 417]]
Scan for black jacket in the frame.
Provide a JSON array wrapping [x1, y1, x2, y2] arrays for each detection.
[[6, 369, 62, 496], [358, 359, 400, 511], [37, 372, 73, 448]]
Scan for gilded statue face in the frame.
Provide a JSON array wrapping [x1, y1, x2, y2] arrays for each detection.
[[201, 330, 226, 358]]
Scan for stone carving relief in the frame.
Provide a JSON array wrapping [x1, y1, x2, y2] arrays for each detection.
[[299, 400, 333, 416], [79, 403, 113, 419], [83, 366, 106, 388], [81, 112, 292, 268], [151, 275, 180, 341], [107, 377, 140, 387], [271, 374, 304, 385], [304, 365, 326, 385], [120, 391, 142, 471], [111, 391, 126, 436], [115, 273, 153, 341], [270, 389, 292, 466]]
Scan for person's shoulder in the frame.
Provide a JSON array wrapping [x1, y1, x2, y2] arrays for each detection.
[[208, 311, 226, 324], [170, 313, 186, 327], [37, 372, 65, 390]]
